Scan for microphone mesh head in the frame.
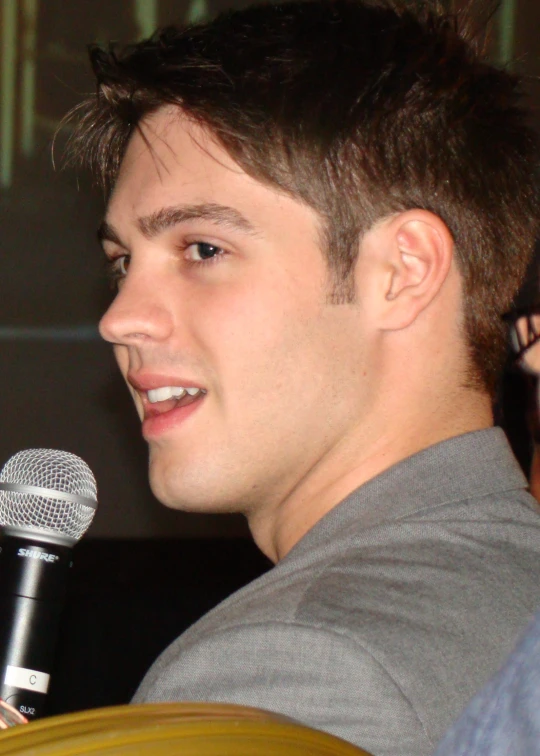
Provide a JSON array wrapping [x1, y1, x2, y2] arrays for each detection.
[[0, 449, 97, 541]]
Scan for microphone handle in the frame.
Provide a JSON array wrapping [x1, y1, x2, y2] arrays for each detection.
[[0, 534, 72, 719]]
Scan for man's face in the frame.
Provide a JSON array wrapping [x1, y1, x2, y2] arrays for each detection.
[[100, 109, 373, 523]]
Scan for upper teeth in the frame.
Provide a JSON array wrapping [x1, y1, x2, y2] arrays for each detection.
[[147, 386, 201, 403]]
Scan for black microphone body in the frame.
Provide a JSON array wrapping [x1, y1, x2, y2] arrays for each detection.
[[0, 448, 97, 721], [0, 532, 72, 719]]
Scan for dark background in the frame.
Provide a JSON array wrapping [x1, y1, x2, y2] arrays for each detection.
[[0, 0, 539, 715]]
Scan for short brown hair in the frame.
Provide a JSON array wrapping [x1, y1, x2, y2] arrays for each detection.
[[66, 0, 540, 394]]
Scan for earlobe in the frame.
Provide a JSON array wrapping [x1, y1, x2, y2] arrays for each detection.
[[382, 211, 454, 329]]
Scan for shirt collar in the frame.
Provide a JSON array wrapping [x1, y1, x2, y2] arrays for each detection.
[[284, 427, 528, 563]]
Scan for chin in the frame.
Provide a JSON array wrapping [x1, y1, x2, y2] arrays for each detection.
[[148, 454, 241, 515]]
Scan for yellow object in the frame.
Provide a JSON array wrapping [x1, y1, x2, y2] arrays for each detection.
[[0, 702, 373, 755]]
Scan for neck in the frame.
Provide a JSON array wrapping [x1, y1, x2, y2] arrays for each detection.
[[248, 379, 493, 563]]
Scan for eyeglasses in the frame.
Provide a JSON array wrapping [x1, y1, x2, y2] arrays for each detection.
[[504, 306, 540, 372]]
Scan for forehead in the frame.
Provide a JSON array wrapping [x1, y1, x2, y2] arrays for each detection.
[[112, 109, 238, 202], [107, 108, 322, 246]]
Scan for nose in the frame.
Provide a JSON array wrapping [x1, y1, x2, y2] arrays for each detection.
[[99, 268, 174, 346]]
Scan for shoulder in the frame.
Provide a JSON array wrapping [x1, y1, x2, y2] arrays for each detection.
[[135, 617, 432, 756]]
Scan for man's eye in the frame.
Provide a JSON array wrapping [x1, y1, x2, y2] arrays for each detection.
[[117, 255, 130, 275], [105, 254, 130, 286], [186, 242, 225, 263]]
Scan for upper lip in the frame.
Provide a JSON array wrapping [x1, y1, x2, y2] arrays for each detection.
[[127, 372, 206, 394]]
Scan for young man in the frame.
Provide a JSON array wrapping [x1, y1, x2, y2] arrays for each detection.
[[68, 2, 540, 754]]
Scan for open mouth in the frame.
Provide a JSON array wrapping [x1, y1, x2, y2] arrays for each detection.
[[145, 386, 206, 416]]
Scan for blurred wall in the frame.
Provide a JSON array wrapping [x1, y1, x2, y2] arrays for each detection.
[[0, 0, 538, 538]]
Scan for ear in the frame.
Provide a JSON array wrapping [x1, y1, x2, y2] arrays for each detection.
[[370, 210, 455, 331]]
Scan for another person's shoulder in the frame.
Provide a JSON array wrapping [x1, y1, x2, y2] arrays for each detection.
[[435, 610, 540, 756]]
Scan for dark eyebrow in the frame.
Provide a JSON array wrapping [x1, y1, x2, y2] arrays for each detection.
[[97, 203, 258, 250], [137, 203, 258, 239]]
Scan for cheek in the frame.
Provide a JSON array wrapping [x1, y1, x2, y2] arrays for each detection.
[[198, 281, 314, 380], [205, 301, 348, 433]]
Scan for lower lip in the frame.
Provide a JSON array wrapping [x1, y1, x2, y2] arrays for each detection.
[[142, 396, 204, 440]]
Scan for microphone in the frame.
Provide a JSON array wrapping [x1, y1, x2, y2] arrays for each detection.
[[0, 449, 97, 720]]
